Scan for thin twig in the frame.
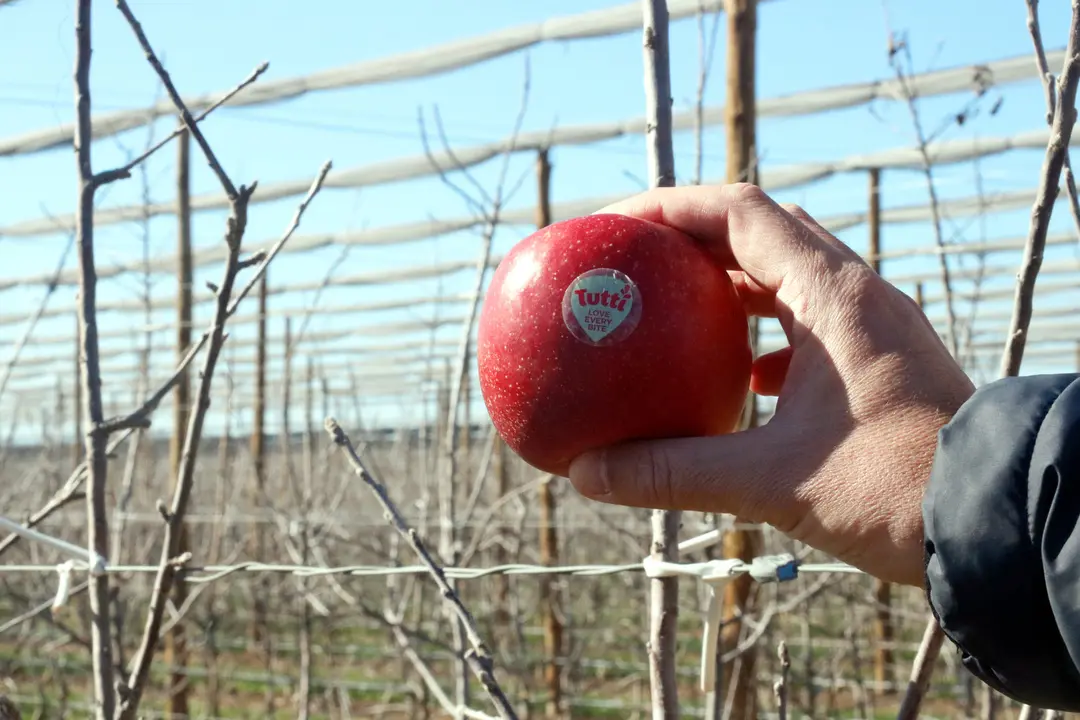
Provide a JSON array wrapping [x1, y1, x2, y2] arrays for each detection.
[[114, 0, 240, 199], [103, 13, 332, 711], [324, 418, 518, 720], [0, 430, 132, 559], [119, 161, 329, 719], [96, 168, 329, 436], [119, 211, 253, 716], [1001, 1, 1080, 376], [692, 0, 722, 186], [94, 62, 269, 187], [1025, 0, 1080, 244], [773, 640, 790, 720], [0, 234, 75, 404], [384, 608, 500, 720], [896, 618, 947, 720], [1027, 0, 1057, 124], [419, 57, 530, 709], [888, 37, 960, 358], [0, 581, 88, 636], [901, 6, 1080, 718]]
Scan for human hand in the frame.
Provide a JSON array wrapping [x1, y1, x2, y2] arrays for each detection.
[[566, 183, 975, 587]]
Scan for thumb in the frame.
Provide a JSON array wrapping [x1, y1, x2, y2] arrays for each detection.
[[566, 427, 791, 525]]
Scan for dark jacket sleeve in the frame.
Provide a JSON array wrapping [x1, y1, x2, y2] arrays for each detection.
[[923, 372, 1080, 711]]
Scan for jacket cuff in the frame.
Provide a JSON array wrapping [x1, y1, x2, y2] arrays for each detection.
[[923, 373, 1080, 709]]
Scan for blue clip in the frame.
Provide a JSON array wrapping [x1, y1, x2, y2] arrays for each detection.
[[747, 554, 799, 583]]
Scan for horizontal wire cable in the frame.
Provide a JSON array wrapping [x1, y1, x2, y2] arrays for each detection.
[[0, 559, 863, 582]]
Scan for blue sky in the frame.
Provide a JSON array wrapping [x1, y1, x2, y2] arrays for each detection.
[[0, 0, 1077, 438]]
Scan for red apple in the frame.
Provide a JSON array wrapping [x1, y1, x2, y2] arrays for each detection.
[[476, 212, 752, 478]]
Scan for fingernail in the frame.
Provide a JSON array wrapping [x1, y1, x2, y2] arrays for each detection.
[[568, 449, 611, 498]]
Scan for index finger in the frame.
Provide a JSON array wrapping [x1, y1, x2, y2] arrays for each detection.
[[596, 182, 860, 303]]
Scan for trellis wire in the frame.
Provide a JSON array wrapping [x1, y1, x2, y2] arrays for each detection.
[[0, 559, 860, 581]]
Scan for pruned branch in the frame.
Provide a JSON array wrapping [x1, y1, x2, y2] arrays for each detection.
[[0, 235, 75, 404], [900, 4, 1080, 718], [1025, 0, 1080, 245], [324, 418, 518, 720], [641, 1, 681, 718], [642, 0, 676, 189], [773, 640, 790, 720], [95, 9, 332, 717], [1001, 0, 1080, 376], [384, 607, 500, 720], [96, 165, 330, 437], [118, 160, 329, 719], [887, 34, 961, 358], [94, 61, 269, 187], [114, 0, 242, 199], [896, 616, 947, 720], [72, 1, 117, 716]]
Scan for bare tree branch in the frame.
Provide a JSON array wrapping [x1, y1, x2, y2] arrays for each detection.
[[72, 1, 117, 715], [1025, 0, 1080, 243], [0, 235, 75, 404], [95, 62, 269, 187], [0, 430, 132, 559], [641, 2, 681, 718], [887, 35, 960, 358], [119, 160, 330, 719], [96, 11, 332, 716], [902, 5, 1080, 718], [773, 640, 790, 720], [325, 418, 518, 720], [1001, 1, 1080, 376], [113, 0, 241, 199]]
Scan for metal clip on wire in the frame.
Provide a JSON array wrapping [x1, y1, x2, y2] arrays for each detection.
[[51, 560, 76, 616], [642, 531, 801, 692], [0, 514, 108, 575]]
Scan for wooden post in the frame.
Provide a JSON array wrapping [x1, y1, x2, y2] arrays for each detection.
[[718, 2, 761, 719], [267, 317, 294, 718], [867, 167, 895, 696], [868, 168, 882, 274], [73, 312, 82, 468], [283, 318, 293, 470], [165, 126, 192, 719], [248, 269, 267, 682], [492, 434, 511, 647], [534, 148, 564, 718], [297, 358, 314, 720]]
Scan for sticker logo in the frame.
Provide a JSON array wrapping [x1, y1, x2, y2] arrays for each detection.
[[561, 268, 642, 346]]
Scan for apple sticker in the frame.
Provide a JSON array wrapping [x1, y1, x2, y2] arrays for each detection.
[[561, 268, 643, 346]]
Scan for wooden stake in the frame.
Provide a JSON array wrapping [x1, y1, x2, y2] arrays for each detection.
[[868, 167, 895, 695], [492, 433, 511, 646], [73, 311, 82, 468], [718, 2, 761, 719], [249, 269, 271, 709], [165, 126, 192, 719]]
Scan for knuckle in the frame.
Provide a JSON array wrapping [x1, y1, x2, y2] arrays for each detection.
[[779, 201, 808, 219], [725, 181, 769, 207], [642, 444, 677, 509]]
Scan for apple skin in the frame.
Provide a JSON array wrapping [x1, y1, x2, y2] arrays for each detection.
[[476, 212, 752, 478]]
